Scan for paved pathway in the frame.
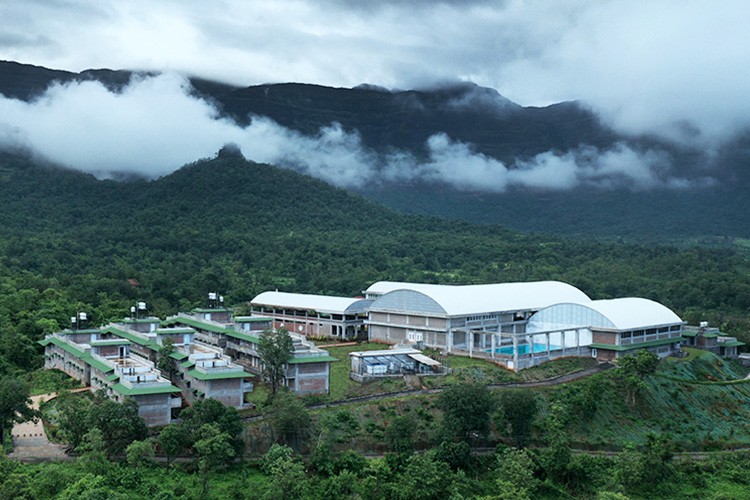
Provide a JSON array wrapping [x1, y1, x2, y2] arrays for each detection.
[[7, 393, 71, 462]]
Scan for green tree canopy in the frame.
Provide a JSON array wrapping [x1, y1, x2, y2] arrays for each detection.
[[438, 381, 495, 444], [87, 397, 148, 458], [259, 328, 293, 395], [0, 377, 37, 447], [265, 389, 312, 451], [496, 389, 539, 447]]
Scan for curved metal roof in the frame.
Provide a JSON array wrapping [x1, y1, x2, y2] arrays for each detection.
[[528, 298, 682, 332], [251, 291, 372, 315], [368, 281, 591, 316]]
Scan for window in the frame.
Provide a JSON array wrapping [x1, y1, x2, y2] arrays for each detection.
[[406, 331, 424, 342]]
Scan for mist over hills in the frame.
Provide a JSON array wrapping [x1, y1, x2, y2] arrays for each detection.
[[1, 60, 748, 241]]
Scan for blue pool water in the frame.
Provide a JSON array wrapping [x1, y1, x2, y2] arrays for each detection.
[[485, 343, 561, 355]]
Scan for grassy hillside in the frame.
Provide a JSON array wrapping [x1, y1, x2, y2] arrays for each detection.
[[279, 350, 750, 454], [546, 349, 750, 450]]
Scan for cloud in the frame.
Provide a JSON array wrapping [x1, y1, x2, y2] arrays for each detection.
[[0, 74, 713, 191], [4, 1, 749, 149], [0, 74, 242, 177], [383, 134, 700, 192]]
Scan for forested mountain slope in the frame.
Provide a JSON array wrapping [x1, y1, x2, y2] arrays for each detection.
[[3, 61, 749, 241], [1, 152, 749, 377]]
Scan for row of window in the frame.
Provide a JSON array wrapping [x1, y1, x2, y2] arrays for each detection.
[[466, 314, 499, 322], [621, 325, 680, 338]]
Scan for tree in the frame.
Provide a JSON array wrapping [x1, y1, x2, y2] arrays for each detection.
[[265, 389, 312, 450], [88, 397, 148, 458], [539, 401, 572, 484], [384, 414, 416, 454], [180, 398, 243, 454], [496, 389, 538, 447], [56, 391, 93, 449], [394, 452, 455, 499], [616, 349, 659, 405], [438, 381, 494, 444], [194, 423, 236, 495], [126, 439, 155, 467], [261, 444, 308, 499], [258, 328, 293, 395], [157, 338, 176, 382], [75, 428, 109, 476], [640, 432, 674, 485], [494, 447, 538, 499], [0, 377, 37, 448], [157, 423, 187, 466]]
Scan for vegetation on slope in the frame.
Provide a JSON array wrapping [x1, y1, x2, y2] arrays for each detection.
[[0, 153, 749, 379]]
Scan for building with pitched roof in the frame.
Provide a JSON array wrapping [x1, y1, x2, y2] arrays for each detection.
[[250, 291, 372, 339]]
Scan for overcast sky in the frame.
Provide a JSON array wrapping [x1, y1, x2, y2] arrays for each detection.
[[0, 0, 747, 187]]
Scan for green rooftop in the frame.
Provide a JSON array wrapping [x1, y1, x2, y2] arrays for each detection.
[[234, 316, 273, 323], [156, 327, 195, 335], [162, 317, 231, 335], [39, 336, 86, 358], [102, 326, 160, 350], [225, 330, 260, 344], [90, 339, 131, 346], [719, 340, 746, 347], [590, 337, 681, 352], [681, 331, 720, 338], [288, 355, 339, 364], [187, 369, 253, 381], [39, 337, 117, 373], [82, 353, 115, 374], [57, 328, 102, 335], [169, 350, 189, 361], [112, 383, 180, 396]]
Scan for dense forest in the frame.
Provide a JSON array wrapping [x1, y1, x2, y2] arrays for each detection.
[[1, 150, 749, 378]]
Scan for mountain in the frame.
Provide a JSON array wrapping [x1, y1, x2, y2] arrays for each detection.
[[1, 60, 749, 241], [0, 60, 619, 162]]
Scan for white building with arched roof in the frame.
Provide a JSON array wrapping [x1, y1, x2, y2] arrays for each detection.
[[526, 298, 684, 362], [365, 281, 591, 360]]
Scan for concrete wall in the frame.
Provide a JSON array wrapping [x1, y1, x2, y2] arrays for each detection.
[[45, 345, 90, 385], [206, 378, 244, 407], [290, 362, 329, 394], [97, 345, 120, 357], [133, 393, 173, 427], [593, 331, 617, 345]]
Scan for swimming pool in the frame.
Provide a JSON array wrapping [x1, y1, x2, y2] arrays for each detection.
[[484, 343, 561, 355]]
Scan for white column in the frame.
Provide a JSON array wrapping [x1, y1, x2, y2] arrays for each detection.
[[469, 332, 473, 358], [491, 333, 496, 360]]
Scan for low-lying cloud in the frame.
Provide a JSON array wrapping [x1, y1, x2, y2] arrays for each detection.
[[0, 74, 704, 191]]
